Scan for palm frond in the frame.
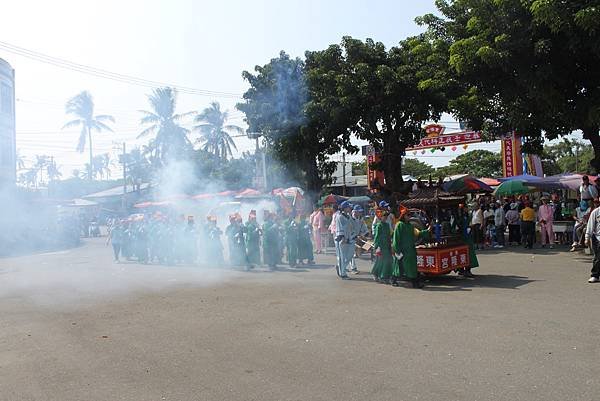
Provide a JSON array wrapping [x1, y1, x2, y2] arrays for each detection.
[[224, 124, 244, 134], [62, 119, 83, 130], [137, 125, 158, 139], [92, 120, 114, 132], [96, 114, 115, 123]]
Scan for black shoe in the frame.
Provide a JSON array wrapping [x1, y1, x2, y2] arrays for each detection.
[[391, 279, 399, 287], [411, 279, 424, 289]]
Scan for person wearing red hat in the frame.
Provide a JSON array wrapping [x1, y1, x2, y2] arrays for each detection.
[[204, 215, 224, 266], [391, 204, 430, 288], [225, 214, 250, 269], [262, 211, 279, 269], [371, 209, 393, 283], [245, 210, 261, 267]]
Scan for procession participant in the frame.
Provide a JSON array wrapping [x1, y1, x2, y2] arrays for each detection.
[[349, 205, 369, 274], [520, 201, 536, 249], [334, 201, 353, 279], [371, 200, 393, 233], [205, 215, 224, 266], [183, 216, 197, 263], [452, 204, 479, 277], [297, 214, 315, 265], [538, 197, 555, 249], [284, 212, 299, 267], [329, 204, 342, 272], [585, 198, 600, 283], [391, 205, 430, 288], [106, 220, 124, 262], [262, 211, 279, 269], [225, 214, 250, 269], [245, 210, 261, 267], [371, 209, 393, 283], [136, 223, 149, 264], [309, 206, 325, 254]]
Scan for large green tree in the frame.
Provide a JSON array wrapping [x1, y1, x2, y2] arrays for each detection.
[[437, 149, 502, 178], [305, 36, 451, 193], [63, 91, 114, 181], [237, 52, 348, 196], [420, 0, 600, 168], [541, 138, 594, 175], [402, 158, 435, 178]]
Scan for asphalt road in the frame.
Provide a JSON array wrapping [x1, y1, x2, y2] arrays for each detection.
[[1, 238, 599, 401]]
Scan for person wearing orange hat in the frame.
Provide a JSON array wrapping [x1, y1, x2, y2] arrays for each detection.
[[371, 209, 393, 282], [245, 210, 261, 266], [204, 215, 223, 266], [391, 204, 430, 288], [225, 213, 250, 269]]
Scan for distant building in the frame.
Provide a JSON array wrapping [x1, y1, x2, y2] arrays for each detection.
[[0, 58, 15, 186]]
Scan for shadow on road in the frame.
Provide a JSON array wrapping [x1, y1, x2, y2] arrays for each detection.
[[424, 274, 536, 291]]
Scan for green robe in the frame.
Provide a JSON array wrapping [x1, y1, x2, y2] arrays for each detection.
[[371, 222, 393, 279], [226, 223, 248, 266], [392, 221, 429, 279], [297, 219, 314, 262], [262, 220, 279, 267], [245, 220, 261, 265], [284, 219, 299, 266]]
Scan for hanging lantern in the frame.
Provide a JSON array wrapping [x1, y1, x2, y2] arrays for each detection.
[[430, 148, 436, 153], [440, 147, 446, 152], [421, 150, 426, 154], [451, 146, 457, 151], [463, 144, 469, 150], [413, 151, 417, 155]]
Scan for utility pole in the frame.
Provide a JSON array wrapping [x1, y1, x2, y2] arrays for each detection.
[[342, 153, 347, 196], [122, 142, 127, 213]]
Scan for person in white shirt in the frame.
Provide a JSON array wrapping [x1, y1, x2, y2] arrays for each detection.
[[349, 205, 369, 274], [334, 201, 353, 279], [470, 204, 484, 249]]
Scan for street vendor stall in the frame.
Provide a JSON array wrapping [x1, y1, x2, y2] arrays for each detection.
[[401, 188, 471, 276]]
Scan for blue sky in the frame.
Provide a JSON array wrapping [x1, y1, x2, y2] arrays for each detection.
[[0, 0, 501, 176]]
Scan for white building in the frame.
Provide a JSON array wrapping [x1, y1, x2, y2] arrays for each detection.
[[0, 58, 15, 186]]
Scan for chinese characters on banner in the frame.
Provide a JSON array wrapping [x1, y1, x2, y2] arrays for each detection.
[[416, 245, 470, 274], [406, 131, 483, 151], [365, 146, 385, 190], [501, 133, 523, 177]]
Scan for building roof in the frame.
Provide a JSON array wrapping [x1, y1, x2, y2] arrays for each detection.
[[82, 183, 151, 199]]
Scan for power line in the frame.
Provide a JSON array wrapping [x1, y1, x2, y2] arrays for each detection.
[[0, 40, 244, 99]]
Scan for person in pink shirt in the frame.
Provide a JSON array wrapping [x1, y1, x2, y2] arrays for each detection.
[[538, 197, 555, 248], [309, 207, 325, 253]]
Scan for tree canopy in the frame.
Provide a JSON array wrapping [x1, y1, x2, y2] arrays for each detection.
[[402, 158, 435, 178], [305, 35, 451, 193], [437, 149, 502, 178]]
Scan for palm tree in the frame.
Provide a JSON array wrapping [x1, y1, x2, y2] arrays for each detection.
[[91, 153, 111, 180], [46, 159, 62, 181], [34, 155, 50, 185], [138, 87, 191, 165], [63, 91, 114, 180], [193, 101, 243, 160]]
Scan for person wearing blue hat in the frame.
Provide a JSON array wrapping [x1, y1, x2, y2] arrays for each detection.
[[349, 205, 369, 273], [372, 200, 393, 234], [334, 201, 353, 279]]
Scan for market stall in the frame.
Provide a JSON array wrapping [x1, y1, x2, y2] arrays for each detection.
[[401, 188, 471, 276]]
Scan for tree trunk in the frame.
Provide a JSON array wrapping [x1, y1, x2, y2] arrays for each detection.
[[381, 133, 405, 194], [302, 156, 322, 207], [583, 126, 600, 174], [88, 127, 94, 181]]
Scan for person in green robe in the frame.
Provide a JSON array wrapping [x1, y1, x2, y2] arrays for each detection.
[[297, 214, 315, 265], [245, 210, 261, 267], [225, 214, 250, 269], [205, 216, 224, 266], [452, 204, 479, 277], [391, 206, 430, 288], [371, 210, 393, 283], [262, 211, 280, 269], [284, 214, 299, 267]]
